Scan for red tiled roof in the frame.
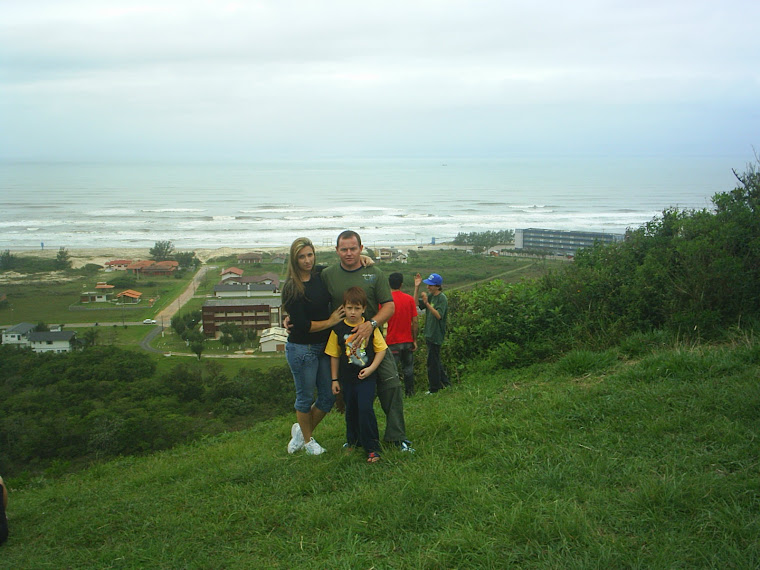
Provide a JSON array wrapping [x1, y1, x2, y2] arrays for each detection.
[[106, 259, 133, 265], [117, 289, 143, 298], [221, 267, 244, 276]]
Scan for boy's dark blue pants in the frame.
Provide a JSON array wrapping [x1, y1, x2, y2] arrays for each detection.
[[343, 378, 380, 454]]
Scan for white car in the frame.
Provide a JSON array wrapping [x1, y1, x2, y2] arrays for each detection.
[[143, 319, 157, 324]]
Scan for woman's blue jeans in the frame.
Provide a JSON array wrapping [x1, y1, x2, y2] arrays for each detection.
[[285, 341, 335, 413]]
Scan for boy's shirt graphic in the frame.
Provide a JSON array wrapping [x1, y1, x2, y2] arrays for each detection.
[[326, 318, 388, 383], [344, 332, 368, 367]]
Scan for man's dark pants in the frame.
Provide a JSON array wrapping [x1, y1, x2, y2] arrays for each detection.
[[389, 342, 415, 396]]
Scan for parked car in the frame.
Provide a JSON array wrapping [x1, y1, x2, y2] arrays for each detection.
[[143, 319, 157, 324]]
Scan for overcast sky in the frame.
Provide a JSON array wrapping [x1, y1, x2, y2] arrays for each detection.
[[1, 0, 758, 161]]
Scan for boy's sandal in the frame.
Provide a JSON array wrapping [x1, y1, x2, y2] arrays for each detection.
[[367, 452, 380, 463]]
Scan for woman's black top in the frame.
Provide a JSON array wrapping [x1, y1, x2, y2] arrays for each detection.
[[283, 271, 332, 344]]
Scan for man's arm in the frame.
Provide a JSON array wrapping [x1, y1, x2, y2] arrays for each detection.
[[413, 272, 422, 297], [351, 301, 394, 346], [412, 308, 419, 350], [422, 295, 442, 320]]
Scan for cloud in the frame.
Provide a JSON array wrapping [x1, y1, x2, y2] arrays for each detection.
[[1, 0, 758, 160]]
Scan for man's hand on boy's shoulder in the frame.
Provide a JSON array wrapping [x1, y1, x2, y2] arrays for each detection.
[[350, 320, 374, 346]]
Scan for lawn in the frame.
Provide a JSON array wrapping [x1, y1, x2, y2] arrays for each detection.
[[3, 339, 758, 568], [0, 272, 194, 325]]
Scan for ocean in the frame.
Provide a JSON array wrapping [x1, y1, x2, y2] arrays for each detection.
[[0, 156, 746, 251]]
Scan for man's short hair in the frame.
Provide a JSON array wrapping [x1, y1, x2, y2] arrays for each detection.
[[388, 272, 403, 289], [342, 286, 368, 307], [336, 230, 362, 247]]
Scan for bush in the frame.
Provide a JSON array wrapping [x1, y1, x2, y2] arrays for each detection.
[[445, 157, 760, 371]]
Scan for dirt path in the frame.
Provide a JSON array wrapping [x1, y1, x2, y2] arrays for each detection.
[[448, 260, 538, 292], [155, 265, 213, 324]]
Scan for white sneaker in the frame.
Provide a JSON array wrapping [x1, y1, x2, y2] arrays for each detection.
[[287, 422, 305, 454], [304, 437, 326, 455]]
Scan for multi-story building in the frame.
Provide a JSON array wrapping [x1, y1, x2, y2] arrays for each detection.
[[201, 298, 283, 338], [515, 228, 624, 257]]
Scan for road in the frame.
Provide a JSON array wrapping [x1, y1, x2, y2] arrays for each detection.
[[140, 265, 213, 354]]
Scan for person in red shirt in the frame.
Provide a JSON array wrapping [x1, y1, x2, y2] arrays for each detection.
[[384, 272, 420, 396]]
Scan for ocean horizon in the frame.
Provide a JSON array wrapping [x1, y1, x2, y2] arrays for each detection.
[[0, 156, 749, 251]]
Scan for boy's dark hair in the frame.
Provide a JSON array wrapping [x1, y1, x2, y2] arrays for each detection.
[[342, 286, 368, 307], [388, 272, 403, 289]]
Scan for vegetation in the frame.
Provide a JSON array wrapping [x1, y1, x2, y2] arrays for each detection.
[[2, 158, 760, 566], [0, 271, 192, 324], [54, 247, 71, 270], [149, 240, 176, 261], [0, 345, 294, 476], [453, 229, 515, 251], [2, 337, 758, 567], [444, 158, 760, 373]]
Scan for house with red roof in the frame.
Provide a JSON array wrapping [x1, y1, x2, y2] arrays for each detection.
[[116, 289, 143, 304], [220, 267, 244, 281], [81, 282, 115, 303]]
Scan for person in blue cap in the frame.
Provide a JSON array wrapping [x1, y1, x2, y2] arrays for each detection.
[[414, 272, 451, 393]]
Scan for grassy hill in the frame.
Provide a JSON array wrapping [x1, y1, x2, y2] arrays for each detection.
[[3, 335, 758, 568]]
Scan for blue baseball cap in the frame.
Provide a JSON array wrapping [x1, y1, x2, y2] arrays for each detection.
[[423, 273, 443, 286]]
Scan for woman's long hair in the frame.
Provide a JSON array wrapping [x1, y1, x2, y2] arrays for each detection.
[[281, 237, 314, 308]]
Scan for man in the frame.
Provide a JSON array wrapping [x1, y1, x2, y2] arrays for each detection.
[[384, 272, 419, 396], [414, 272, 450, 393], [320, 231, 413, 451]]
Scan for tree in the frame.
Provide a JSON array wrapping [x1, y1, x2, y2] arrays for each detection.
[[150, 240, 175, 261], [35, 321, 50, 332], [232, 328, 245, 349], [190, 339, 205, 361], [81, 328, 99, 348], [55, 247, 71, 270], [0, 250, 16, 270], [174, 251, 199, 269]]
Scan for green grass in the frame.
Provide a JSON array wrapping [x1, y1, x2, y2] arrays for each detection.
[[0, 272, 193, 325], [3, 339, 759, 568], [149, 346, 287, 377], [81, 324, 156, 347]]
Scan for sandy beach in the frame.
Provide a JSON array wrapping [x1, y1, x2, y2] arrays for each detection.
[[6, 243, 455, 270], [7, 246, 292, 269]]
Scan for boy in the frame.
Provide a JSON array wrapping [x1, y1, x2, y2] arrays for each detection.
[[326, 287, 388, 463], [414, 272, 450, 393]]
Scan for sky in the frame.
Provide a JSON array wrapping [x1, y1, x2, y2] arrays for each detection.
[[1, 0, 758, 161]]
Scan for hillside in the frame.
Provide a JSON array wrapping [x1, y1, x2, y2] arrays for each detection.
[[2, 337, 758, 568]]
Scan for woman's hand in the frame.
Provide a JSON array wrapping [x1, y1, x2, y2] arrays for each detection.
[[329, 305, 345, 325], [360, 254, 374, 267]]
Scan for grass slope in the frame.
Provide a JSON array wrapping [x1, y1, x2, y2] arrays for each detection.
[[3, 340, 759, 568]]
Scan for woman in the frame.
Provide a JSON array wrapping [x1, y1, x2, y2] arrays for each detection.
[[281, 237, 344, 455]]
